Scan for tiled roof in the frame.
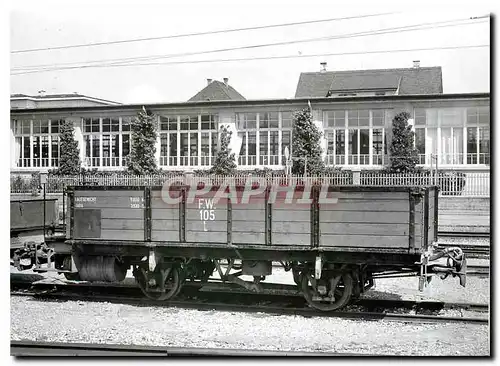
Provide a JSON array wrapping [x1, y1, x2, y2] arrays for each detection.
[[294, 67, 443, 98], [188, 80, 246, 102]]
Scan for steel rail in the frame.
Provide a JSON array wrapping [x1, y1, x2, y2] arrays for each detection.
[[438, 231, 490, 238], [10, 286, 488, 325], [11, 340, 357, 357]]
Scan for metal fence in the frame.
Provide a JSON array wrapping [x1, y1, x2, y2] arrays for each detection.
[[10, 172, 490, 197]]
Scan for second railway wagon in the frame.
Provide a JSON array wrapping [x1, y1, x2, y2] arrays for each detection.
[[24, 183, 467, 311]]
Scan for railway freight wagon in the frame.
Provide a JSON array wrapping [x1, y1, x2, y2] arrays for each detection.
[[27, 183, 466, 311]]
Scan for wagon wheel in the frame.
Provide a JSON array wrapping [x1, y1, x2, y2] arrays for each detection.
[[134, 266, 182, 301], [300, 270, 353, 311]]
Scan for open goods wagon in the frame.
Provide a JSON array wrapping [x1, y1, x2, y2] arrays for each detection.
[[22, 183, 467, 311]]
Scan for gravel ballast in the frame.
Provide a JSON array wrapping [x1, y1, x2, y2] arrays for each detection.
[[10, 296, 489, 356]]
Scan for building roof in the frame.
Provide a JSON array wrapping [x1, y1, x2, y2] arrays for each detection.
[[294, 67, 443, 98], [10, 93, 121, 105], [188, 80, 246, 102]]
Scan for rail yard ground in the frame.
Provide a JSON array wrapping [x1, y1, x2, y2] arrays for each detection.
[[10, 256, 490, 356], [10, 294, 489, 356]]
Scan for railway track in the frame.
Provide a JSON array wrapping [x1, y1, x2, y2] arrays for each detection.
[[438, 231, 490, 238], [10, 340, 360, 357], [11, 278, 489, 325], [437, 243, 490, 258]]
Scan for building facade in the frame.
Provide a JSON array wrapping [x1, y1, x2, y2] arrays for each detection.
[[10, 93, 490, 174]]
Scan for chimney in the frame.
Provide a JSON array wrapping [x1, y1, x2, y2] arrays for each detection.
[[207, 78, 212, 86], [320, 62, 327, 72], [223, 77, 229, 86], [413, 60, 420, 68]]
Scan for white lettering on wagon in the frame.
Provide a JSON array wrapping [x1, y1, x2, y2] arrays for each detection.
[[198, 198, 216, 231], [130, 196, 145, 209], [74, 196, 96, 208]]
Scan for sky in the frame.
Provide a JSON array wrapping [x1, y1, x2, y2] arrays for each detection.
[[9, 1, 492, 105]]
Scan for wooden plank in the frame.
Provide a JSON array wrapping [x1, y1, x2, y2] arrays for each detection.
[[318, 191, 410, 200], [100, 230, 144, 241], [152, 219, 179, 232], [319, 201, 409, 212], [186, 231, 227, 243], [231, 204, 266, 211], [273, 210, 310, 222], [185, 208, 227, 222], [319, 223, 408, 236], [319, 210, 410, 224], [100, 208, 144, 220], [75, 196, 146, 209], [152, 208, 179, 220], [232, 210, 266, 221], [273, 221, 311, 234], [101, 219, 144, 230], [272, 233, 311, 246], [151, 231, 179, 241], [319, 234, 408, 249], [232, 232, 265, 244], [186, 220, 227, 233], [75, 190, 143, 197], [273, 205, 310, 211], [232, 221, 265, 233]]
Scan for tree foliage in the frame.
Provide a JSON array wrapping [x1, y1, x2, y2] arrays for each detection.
[[210, 125, 237, 175], [56, 119, 81, 175], [387, 111, 419, 173], [291, 108, 325, 176], [126, 107, 159, 175]]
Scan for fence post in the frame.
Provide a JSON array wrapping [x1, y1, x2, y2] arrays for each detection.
[[352, 168, 361, 185]]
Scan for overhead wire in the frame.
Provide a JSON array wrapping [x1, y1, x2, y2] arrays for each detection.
[[10, 44, 489, 76], [11, 15, 490, 75], [11, 12, 397, 54]]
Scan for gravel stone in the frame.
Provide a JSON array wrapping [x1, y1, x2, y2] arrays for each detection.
[[10, 296, 489, 355]]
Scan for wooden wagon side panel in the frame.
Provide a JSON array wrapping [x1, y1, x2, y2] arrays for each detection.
[[318, 190, 411, 249], [72, 189, 145, 241]]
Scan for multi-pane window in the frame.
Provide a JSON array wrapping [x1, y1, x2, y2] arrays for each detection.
[[82, 117, 132, 168], [13, 119, 62, 168], [414, 106, 489, 166], [324, 110, 386, 166], [467, 107, 490, 165], [238, 112, 291, 166], [159, 114, 218, 167]]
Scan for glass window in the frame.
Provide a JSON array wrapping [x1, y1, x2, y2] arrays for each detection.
[[281, 112, 293, 128], [84, 118, 92, 133], [479, 127, 490, 164], [91, 118, 100, 133], [259, 131, 268, 164], [326, 131, 334, 154], [51, 119, 60, 133], [426, 110, 438, 127], [122, 117, 131, 132], [348, 111, 358, 127], [23, 136, 31, 167], [467, 127, 477, 164], [23, 120, 30, 134], [415, 128, 425, 154], [259, 112, 278, 129], [372, 110, 385, 126], [102, 118, 111, 132], [414, 109, 426, 126], [372, 128, 383, 165], [359, 111, 369, 127], [169, 133, 177, 166], [348, 129, 358, 164], [270, 131, 279, 157], [281, 130, 291, 164], [248, 132, 256, 157], [211, 132, 218, 156]]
